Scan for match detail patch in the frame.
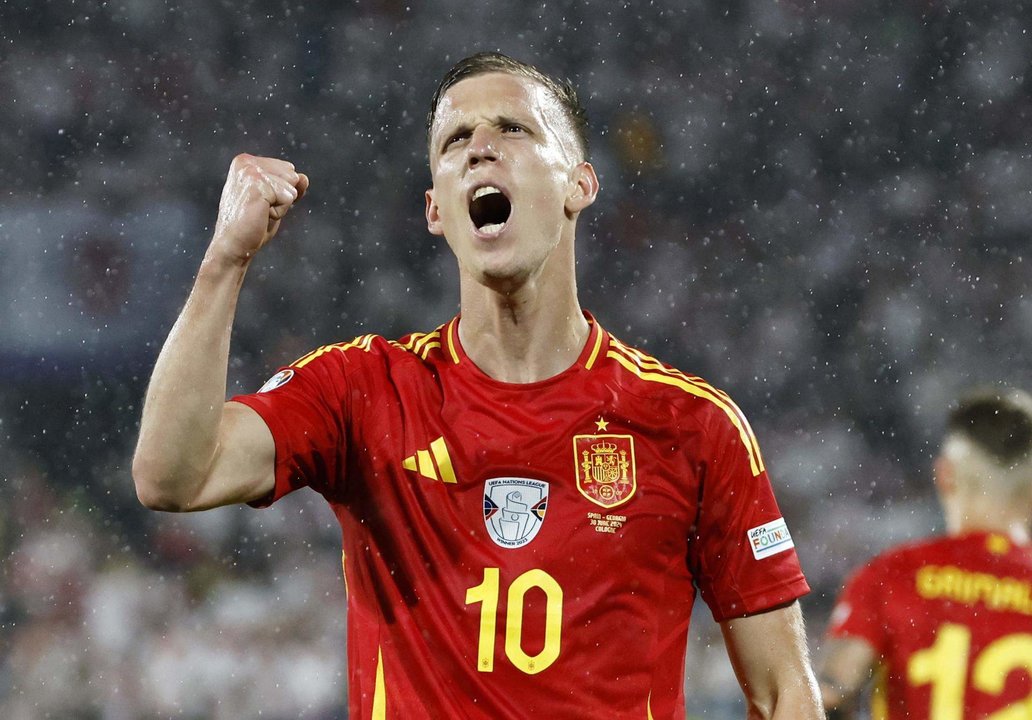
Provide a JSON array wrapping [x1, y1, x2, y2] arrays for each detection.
[[258, 369, 294, 393], [747, 518, 794, 560]]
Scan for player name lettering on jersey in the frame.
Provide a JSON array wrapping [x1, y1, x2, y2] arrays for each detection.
[[915, 564, 1032, 615], [748, 518, 795, 560]]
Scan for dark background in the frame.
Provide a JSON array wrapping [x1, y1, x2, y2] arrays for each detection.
[[2, 1, 1030, 717]]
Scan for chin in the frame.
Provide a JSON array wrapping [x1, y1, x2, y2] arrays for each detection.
[[475, 265, 533, 295]]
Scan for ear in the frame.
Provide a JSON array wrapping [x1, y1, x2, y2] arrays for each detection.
[[425, 188, 444, 236], [565, 161, 600, 215]]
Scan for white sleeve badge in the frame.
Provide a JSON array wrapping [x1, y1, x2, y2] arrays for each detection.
[[747, 517, 795, 560], [258, 369, 295, 393]]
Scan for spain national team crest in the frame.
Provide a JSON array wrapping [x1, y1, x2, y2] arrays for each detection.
[[483, 478, 549, 549], [574, 434, 637, 508]]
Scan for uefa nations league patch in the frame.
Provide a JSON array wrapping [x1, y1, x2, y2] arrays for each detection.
[[747, 517, 795, 560], [258, 369, 294, 393], [483, 477, 548, 549]]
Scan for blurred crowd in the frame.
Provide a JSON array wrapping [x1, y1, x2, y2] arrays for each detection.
[[2, 0, 1030, 716]]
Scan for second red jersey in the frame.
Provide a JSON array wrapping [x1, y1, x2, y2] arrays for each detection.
[[233, 314, 809, 719], [828, 531, 1032, 719]]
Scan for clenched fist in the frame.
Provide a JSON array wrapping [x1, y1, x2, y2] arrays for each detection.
[[210, 154, 309, 264]]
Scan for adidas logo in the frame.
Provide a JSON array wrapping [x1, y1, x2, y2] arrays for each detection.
[[403, 436, 457, 484]]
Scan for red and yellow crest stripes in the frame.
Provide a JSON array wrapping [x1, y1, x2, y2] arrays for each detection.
[[606, 336, 766, 477]]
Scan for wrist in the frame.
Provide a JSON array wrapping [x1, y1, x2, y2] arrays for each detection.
[[201, 238, 255, 274]]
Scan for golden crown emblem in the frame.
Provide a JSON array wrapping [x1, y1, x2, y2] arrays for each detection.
[[590, 440, 618, 454]]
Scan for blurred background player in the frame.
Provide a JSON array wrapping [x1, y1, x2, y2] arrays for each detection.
[[819, 387, 1032, 719]]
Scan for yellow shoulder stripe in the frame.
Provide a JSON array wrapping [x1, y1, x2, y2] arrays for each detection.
[[412, 329, 442, 356], [612, 338, 737, 404], [607, 344, 765, 476], [292, 334, 375, 368], [397, 332, 427, 352]]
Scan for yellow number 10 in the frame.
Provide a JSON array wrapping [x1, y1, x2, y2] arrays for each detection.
[[465, 568, 563, 675], [908, 623, 1032, 719]]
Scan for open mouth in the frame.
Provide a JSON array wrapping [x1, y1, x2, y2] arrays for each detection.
[[469, 186, 512, 234]]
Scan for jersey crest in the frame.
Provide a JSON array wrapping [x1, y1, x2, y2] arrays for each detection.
[[482, 478, 548, 549], [574, 433, 637, 508]]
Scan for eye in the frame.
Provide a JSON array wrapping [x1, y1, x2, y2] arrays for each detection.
[[502, 124, 525, 134], [445, 131, 469, 148]]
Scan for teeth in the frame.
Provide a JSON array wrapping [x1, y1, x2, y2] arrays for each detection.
[[480, 222, 505, 234], [473, 186, 502, 200]]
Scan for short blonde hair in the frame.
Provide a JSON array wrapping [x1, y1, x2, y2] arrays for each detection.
[[426, 51, 590, 160]]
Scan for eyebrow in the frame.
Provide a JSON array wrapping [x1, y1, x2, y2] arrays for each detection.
[[437, 114, 535, 154]]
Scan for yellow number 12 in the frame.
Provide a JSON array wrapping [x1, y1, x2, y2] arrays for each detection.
[[908, 623, 1032, 719], [465, 568, 563, 675]]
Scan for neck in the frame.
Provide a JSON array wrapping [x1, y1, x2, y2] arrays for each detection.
[[457, 242, 588, 384], [944, 493, 1032, 544]]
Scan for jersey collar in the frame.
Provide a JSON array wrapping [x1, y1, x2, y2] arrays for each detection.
[[442, 311, 609, 384]]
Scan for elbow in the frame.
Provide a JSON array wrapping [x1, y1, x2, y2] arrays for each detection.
[[131, 454, 192, 512]]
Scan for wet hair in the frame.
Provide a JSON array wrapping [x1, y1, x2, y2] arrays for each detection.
[[946, 388, 1032, 468], [426, 51, 590, 160]]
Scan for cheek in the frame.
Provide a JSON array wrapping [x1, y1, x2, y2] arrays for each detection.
[[526, 165, 571, 213]]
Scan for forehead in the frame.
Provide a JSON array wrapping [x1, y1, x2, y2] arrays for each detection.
[[431, 71, 566, 137]]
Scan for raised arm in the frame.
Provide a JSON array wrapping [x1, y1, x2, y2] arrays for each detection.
[[720, 601, 825, 719], [132, 154, 308, 511]]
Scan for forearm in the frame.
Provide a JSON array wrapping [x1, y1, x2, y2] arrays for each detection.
[[764, 682, 825, 720], [132, 252, 249, 509], [723, 603, 825, 720], [743, 677, 823, 720]]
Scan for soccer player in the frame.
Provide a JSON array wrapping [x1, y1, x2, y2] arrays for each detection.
[[133, 52, 823, 718], [820, 388, 1032, 719]]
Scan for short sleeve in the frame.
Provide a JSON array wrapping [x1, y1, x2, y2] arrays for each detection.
[[231, 350, 350, 506], [826, 559, 887, 653], [688, 404, 810, 622]]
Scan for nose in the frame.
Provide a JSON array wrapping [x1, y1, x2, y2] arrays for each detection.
[[467, 126, 499, 167]]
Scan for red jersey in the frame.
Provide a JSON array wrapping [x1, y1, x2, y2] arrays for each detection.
[[233, 314, 809, 719], [827, 531, 1032, 719]]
